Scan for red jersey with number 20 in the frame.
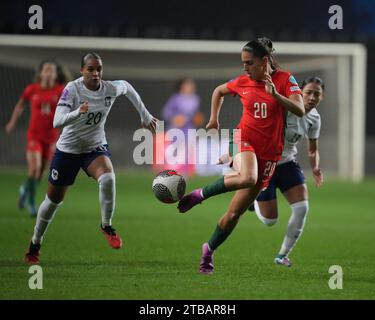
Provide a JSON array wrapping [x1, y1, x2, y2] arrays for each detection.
[[21, 83, 64, 144], [226, 70, 302, 161]]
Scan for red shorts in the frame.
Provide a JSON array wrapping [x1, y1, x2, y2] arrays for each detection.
[[26, 138, 55, 160], [229, 135, 278, 190], [256, 157, 277, 190]]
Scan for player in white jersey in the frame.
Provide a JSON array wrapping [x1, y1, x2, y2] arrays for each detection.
[[249, 76, 324, 267], [25, 53, 158, 264]]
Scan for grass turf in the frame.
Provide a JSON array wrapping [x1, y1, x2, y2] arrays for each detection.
[[0, 169, 374, 299]]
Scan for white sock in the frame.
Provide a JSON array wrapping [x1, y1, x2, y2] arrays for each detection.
[[254, 200, 278, 226], [32, 195, 62, 244], [279, 200, 309, 256], [98, 172, 116, 227]]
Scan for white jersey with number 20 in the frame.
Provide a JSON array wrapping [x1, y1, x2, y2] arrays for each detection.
[[54, 77, 153, 154]]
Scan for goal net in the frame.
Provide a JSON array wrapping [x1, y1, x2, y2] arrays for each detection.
[[0, 35, 366, 181]]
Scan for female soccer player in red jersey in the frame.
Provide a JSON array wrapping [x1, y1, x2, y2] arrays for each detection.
[[177, 38, 305, 274], [5, 61, 66, 216]]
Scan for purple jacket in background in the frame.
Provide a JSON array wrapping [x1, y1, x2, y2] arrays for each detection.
[[162, 93, 200, 133]]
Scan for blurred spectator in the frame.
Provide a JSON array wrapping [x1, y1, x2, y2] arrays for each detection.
[[154, 78, 203, 176], [162, 78, 203, 132]]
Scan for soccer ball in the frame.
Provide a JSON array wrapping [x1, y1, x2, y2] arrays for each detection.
[[152, 170, 186, 204]]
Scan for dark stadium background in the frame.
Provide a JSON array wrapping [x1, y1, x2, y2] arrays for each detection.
[[1, 0, 374, 174]]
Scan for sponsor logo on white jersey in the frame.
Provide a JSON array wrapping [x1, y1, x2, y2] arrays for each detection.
[[104, 96, 111, 107]]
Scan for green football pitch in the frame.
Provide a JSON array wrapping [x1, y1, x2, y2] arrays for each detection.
[[0, 169, 374, 299]]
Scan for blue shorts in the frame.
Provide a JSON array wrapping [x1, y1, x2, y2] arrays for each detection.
[[48, 145, 111, 186], [256, 160, 305, 201]]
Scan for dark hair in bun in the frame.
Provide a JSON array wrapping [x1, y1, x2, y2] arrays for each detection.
[[242, 37, 278, 70]]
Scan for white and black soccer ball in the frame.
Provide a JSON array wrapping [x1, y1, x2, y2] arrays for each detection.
[[152, 170, 186, 204]]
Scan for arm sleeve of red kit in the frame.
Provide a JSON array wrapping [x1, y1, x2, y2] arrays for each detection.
[[226, 77, 240, 96], [21, 84, 34, 101], [284, 74, 302, 97]]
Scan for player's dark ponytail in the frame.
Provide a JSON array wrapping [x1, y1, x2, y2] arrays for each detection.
[[301, 76, 325, 91], [242, 37, 279, 70]]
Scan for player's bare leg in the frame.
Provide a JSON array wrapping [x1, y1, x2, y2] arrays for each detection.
[[19, 151, 42, 216], [37, 156, 49, 182], [178, 151, 257, 213], [25, 183, 68, 264], [284, 184, 308, 204], [200, 185, 261, 274], [87, 155, 122, 249]]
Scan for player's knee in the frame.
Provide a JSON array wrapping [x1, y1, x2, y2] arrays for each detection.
[[291, 200, 309, 217], [39, 194, 63, 220], [47, 193, 64, 204], [47, 187, 65, 204], [238, 174, 257, 188], [46, 193, 61, 204], [98, 172, 116, 192]]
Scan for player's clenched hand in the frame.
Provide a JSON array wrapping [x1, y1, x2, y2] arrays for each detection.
[[79, 101, 89, 114], [263, 73, 278, 97], [142, 117, 159, 134], [313, 168, 324, 187], [206, 119, 220, 130]]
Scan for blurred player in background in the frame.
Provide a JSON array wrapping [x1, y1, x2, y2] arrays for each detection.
[[249, 76, 324, 267], [154, 78, 203, 176], [25, 52, 158, 264], [162, 78, 202, 132], [5, 60, 67, 216], [178, 38, 305, 274]]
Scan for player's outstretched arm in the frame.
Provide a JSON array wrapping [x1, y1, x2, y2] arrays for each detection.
[[308, 138, 323, 187], [206, 83, 231, 130], [5, 98, 25, 134], [53, 101, 88, 128], [121, 81, 158, 132]]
